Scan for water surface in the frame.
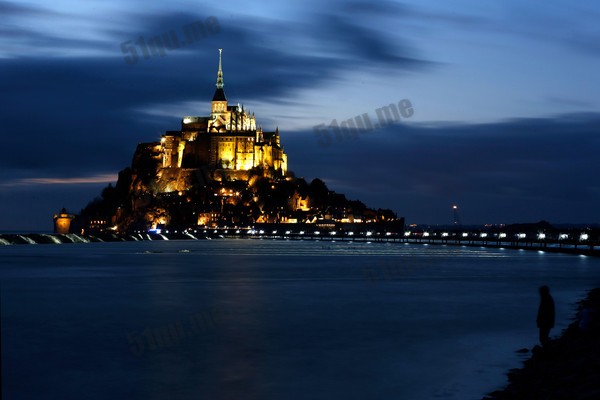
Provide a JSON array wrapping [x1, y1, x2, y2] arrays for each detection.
[[2, 240, 599, 399]]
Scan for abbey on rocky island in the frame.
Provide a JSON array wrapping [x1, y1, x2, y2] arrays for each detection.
[[77, 50, 400, 232], [134, 49, 287, 194]]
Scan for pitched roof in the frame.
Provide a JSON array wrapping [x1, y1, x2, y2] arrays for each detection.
[[212, 87, 227, 102]]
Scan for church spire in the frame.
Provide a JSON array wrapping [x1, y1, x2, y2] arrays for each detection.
[[212, 49, 227, 102], [216, 48, 224, 89]]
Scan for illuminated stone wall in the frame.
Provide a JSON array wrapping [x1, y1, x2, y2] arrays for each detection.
[[148, 51, 288, 191]]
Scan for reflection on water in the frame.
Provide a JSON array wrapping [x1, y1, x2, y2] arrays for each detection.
[[2, 240, 600, 399]]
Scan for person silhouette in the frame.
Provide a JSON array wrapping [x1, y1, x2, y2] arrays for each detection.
[[536, 285, 555, 347]]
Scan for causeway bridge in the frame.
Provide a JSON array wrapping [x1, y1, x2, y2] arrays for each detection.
[[2, 226, 598, 256]]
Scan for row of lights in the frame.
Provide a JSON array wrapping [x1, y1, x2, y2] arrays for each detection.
[[403, 231, 591, 241], [143, 228, 592, 242], [241, 230, 386, 237]]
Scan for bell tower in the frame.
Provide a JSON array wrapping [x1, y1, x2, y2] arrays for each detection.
[[211, 49, 228, 116]]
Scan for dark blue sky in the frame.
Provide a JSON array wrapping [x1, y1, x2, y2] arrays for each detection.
[[1, 0, 599, 231]]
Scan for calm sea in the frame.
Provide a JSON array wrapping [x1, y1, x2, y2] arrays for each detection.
[[2, 239, 600, 400]]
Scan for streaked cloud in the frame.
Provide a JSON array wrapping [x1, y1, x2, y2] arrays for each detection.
[[2, 174, 118, 187], [284, 113, 600, 224]]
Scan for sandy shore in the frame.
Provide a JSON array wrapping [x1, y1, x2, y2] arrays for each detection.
[[483, 288, 600, 400]]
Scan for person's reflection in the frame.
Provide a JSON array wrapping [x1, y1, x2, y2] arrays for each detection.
[[536, 285, 555, 347]]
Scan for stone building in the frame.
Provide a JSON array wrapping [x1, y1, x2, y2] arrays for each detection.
[[53, 208, 75, 234], [156, 49, 287, 184]]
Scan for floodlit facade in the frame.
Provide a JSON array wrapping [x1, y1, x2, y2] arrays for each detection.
[[158, 49, 287, 179]]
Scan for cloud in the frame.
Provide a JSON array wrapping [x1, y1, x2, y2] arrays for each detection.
[[1, 0, 599, 230], [1, 174, 118, 188], [284, 113, 600, 224], [0, 0, 56, 17]]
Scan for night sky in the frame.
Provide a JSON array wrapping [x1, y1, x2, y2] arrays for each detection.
[[1, 0, 599, 232]]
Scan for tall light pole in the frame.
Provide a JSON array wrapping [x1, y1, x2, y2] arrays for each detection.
[[452, 204, 461, 226]]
